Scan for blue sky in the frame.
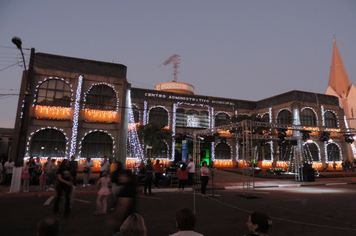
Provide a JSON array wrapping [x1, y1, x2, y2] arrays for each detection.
[[0, 0, 355, 128]]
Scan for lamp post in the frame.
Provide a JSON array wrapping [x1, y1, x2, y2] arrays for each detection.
[[9, 37, 34, 192]]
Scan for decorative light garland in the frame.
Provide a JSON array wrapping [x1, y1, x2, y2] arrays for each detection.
[[324, 142, 342, 163], [32, 77, 73, 107], [126, 89, 144, 159], [78, 129, 115, 157], [276, 108, 292, 123], [82, 82, 119, 112], [143, 101, 147, 125], [343, 116, 356, 158], [25, 126, 69, 158], [35, 105, 71, 120], [70, 75, 83, 157], [323, 109, 340, 127], [301, 107, 319, 126], [321, 106, 325, 126], [212, 141, 233, 161], [147, 105, 170, 129], [131, 103, 141, 123], [269, 108, 272, 123], [302, 141, 321, 162]]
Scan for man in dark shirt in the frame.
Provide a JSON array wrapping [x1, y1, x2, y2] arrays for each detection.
[[144, 159, 154, 195], [69, 156, 78, 186], [53, 159, 72, 217]]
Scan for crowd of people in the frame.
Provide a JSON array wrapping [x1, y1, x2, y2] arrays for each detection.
[[0, 155, 276, 235]]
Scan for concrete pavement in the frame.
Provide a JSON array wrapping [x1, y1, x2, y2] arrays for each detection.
[[1, 169, 356, 197]]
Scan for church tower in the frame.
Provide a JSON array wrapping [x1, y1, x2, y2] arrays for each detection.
[[325, 37, 356, 129]]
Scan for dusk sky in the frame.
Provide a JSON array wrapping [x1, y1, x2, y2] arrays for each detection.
[[1, 1, 355, 128]]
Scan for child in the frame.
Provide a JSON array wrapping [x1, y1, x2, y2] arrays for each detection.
[[21, 162, 31, 192], [39, 164, 48, 190], [95, 171, 111, 215]]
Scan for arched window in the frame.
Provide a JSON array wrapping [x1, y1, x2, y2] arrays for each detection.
[[200, 111, 209, 128], [30, 129, 66, 157], [303, 143, 319, 162], [277, 110, 292, 125], [176, 108, 185, 127], [261, 114, 269, 123], [37, 79, 71, 107], [327, 143, 340, 162], [215, 143, 231, 160], [215, 113, 230, 127], [149, 107, 168, 126], [325, 111, 337, 128], [301, 109, 316, 126], [85, 84, 117, 111], [152, 141, 168, 159], [132, 105, 140, 123], [81, 132, 113, 158], [186, 110, 199, 128]]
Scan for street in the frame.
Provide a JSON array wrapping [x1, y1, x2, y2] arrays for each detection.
[[1, 184, 356, 236]]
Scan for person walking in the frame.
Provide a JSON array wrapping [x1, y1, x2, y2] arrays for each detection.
[[28, 157, 36, 186], [21, 162, 31, 192], [69, 155, 78, 186], [82, 157, 94, 187], [144, 159, 154, 195], [100, 156, 110, 178], [46, 158, 57, 191], [177, 163, 188, 193], [94, 171, 111, 215], [34, 157, 42, 185], [53, 159, 72, 217], [187, 158, 195, 186], [200, 161, 209, 197], [153, 159, 163, 188]]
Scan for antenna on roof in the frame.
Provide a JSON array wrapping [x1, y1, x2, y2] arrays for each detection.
[[160, 54, 181, 82]]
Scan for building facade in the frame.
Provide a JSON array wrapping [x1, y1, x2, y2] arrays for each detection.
[[11, 44, 354, 172]]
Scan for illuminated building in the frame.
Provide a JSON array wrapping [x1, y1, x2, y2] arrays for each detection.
[[10, 45, 354, 171]]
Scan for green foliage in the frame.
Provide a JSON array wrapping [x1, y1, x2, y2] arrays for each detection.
[[136, 124, 172, 157]]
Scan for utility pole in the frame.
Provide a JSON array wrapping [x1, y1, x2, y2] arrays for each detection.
[[10, 37, 35, 192]]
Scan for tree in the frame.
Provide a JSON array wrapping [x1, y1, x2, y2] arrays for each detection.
[[136, 124, 172, 158]]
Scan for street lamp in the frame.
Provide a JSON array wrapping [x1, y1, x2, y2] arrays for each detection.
[[9, 37, 33, 192], [12, 37, 28, 82]]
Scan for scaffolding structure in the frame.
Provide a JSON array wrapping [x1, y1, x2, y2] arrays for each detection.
[[193, 120, 355, 198]]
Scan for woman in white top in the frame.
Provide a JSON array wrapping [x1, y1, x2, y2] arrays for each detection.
[[200, 161, 209, 197], [82, 157, 94, 187]]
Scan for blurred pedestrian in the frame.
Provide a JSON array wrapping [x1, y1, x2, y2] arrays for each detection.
[[200, 161, 209, 197], [100, 156, 110, 178], [28, 157, 36, 185], [37, 216, 60, 236], [21, 162, 31, 192], [82, 157, 94, 187], [169, 208, 203, 236], [46, 158, 57, 191], [94, 171, 111, 215], [53, 159, 72, 217], [153, 159, 163, 188], [108, 169, 137, 232], [244, 212, 272, 236], [177, 163, 188, 193], [34, 157, 43, 185], [110, 159, 117, 174], [144, 159, 154, 195], [4, 158, 14, 186], [187, 158, 195, 186], [111, 161, 124, 204], [69, 155, 78, 186]]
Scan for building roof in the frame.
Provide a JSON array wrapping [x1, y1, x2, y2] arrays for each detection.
[[328, 38, 351, 97], [33, 52, 127, 79]]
